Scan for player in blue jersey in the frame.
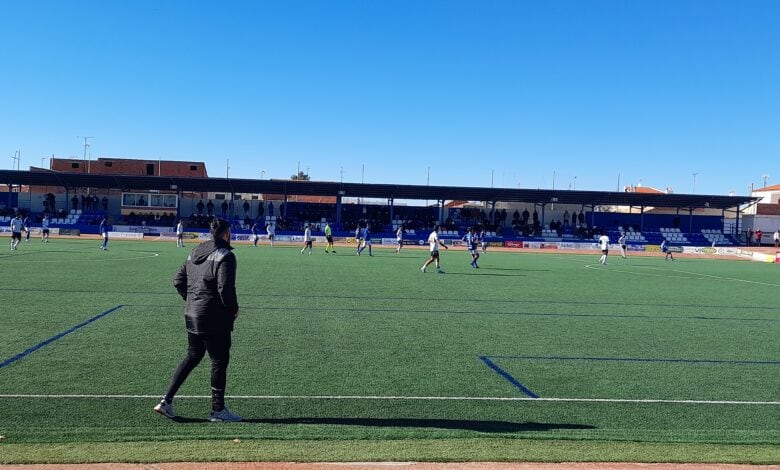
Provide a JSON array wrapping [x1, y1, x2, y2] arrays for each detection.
[[23, 215, 31, 242], [250, 221, 260, 247], [99, 216, 109, 251], [661, 239, 675, 260], [463, 227, 480, 268], [357, 225, 373, 256]]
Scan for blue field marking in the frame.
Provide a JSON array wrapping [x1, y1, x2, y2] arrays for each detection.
[[487, 355, 780, 365], [478, 356, 540, 398], [0, 305, 124, 370]]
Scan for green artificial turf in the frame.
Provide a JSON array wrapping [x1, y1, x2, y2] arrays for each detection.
[[0, 238, 778, 463]]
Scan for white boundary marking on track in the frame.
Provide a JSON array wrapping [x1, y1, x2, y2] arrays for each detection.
[[0, 394, 777, 405], [0, 251, 160, 263], [583, 264, 780, 287]]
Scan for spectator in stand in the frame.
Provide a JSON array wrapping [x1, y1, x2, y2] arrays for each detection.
[[522, 208, 529, 224], [755, 229, 763, 247], [221, 200, 228, 217], [243, 200, 250, 216], [747, 229, 753, 246], [197, 200, 205, 215], [102, 196, 109, 211], [71, 195, 78, 210], [257, 201, 264, 219], [774, 229, 780, 248], [563, 210, 570, 226], [268, 202, 274, 217], [207, 200, 214, 216], [578, 211, 585, 226]]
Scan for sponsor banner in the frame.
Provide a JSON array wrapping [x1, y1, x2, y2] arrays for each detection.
[[333, 236, 348, 243], [109, 231, 144, 239], [627, 244, 645, 251], [113, 224, 173, 233], [505, 240, 524, 248], [401, 239, 419, 246], [776, 252, 780, 264], [198, 233, 211, 240], [24, 228, 61, 236], [645, 245, 662, 252], [382, 238, 399, 245], [558, 242, 578, 250], [275, 235, 293, 242], [450, 239, 466, 247], [290, 235, 304, 242], [159, 232, 178, 239], [233, 233, 254, 242], [683, 246, 716, 255], [753, 252, 775, 263], [523, 242, 541, 249], [488, 241, 504, 247], [668, 246, 683, 253], [540, 243, 559, 250], [58, 228, 81, 236]]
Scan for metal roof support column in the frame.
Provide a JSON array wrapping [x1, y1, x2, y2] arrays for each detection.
[[640, 206, 644, 233], [689, 208, 694, 234], [335, 195, 342, 226], [735, 206, 741, 241], [438, 199, 444, 224], [176, 191, 181, 221], [389, 197, 394, 224], [541, 203, 546, 230]]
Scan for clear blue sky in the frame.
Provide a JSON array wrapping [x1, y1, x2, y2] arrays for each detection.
[[2, 0, 778, 196]]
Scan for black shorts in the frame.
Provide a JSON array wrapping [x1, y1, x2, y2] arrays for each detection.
[[621, 244, 626, 250], [12, 232, 21, 241], [305, 240, 312, 247], [602, 249, 608, 255], [430, 250, 440, 259], [326, 235, 333, 243], [43, 229, 50, 235], [177, 233, 183, 240], [268, 234, 274, 240]]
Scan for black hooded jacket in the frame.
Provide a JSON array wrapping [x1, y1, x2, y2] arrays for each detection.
[[173, 238, 238, 335]]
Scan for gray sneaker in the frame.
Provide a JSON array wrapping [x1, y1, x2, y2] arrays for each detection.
[[209, 405, 242, 422], [153, 399, 175, 419]]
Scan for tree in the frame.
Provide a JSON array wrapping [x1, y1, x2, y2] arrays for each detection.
[[290, 171, 310, 181]]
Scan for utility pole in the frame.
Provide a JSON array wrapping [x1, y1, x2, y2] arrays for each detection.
[[80, 136, 93, 173], [12, 150, 20, 171], [692, 172, 698, 193], [763, 174, 770, 188], [226, 158, 230, 178]]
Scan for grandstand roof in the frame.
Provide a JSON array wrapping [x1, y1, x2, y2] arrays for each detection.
[[0, 169, 759, 211]]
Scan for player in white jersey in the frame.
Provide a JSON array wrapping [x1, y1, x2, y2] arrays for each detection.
[[10, 214, 24, 250], [618, 234, 627, 259], [266, 223, 275, 247], [300, 224, 313, 255], [420, 225, 449, 273], [41, 215, 50, 243], [598, 233, 610, 265], [176, 220, 185, 248], [395, 225, 404, 254]]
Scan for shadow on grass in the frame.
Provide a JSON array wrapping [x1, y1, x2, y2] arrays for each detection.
[[172, 416, 595, 432]]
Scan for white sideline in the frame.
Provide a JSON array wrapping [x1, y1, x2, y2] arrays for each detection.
[[0, 394, 777, 405]]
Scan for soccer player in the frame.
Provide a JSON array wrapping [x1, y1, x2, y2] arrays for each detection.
[[155, 218, 242, 422], [479, 228, 488, 253], [618, 233, 627, 259], [251, 221, 260, 247], [661, 238, 675, 260], [22, 215, 31, 242], [598, 232, 610, 265], [324, 222, 335, 253], [176, 219, 185, 248], [266, 223, 275, 247], [41, 214, 50, 243], [354, 224, 364, 255], [357, 224, 372, 256], [9, 214, 23, 251], [300, 224, 313, 255], [463, 227, 480, 268], [395, 225, 404, 254], [99, 216, 109, 251], [421, 225, 449, 273]]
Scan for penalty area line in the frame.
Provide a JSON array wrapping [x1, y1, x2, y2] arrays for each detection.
[[0, 394, 777, 406]]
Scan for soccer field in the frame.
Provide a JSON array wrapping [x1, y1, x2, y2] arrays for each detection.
[[0, 238, 778, 464]]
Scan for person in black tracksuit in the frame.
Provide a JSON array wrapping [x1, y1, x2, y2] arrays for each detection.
[[154, 218, 242, 422]]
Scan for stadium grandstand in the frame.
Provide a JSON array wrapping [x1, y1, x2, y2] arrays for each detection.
[[1, 158, 766, 254]]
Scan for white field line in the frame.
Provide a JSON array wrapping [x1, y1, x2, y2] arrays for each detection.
[[583, 264, 780, 287], [0, 394, 777, 405]]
